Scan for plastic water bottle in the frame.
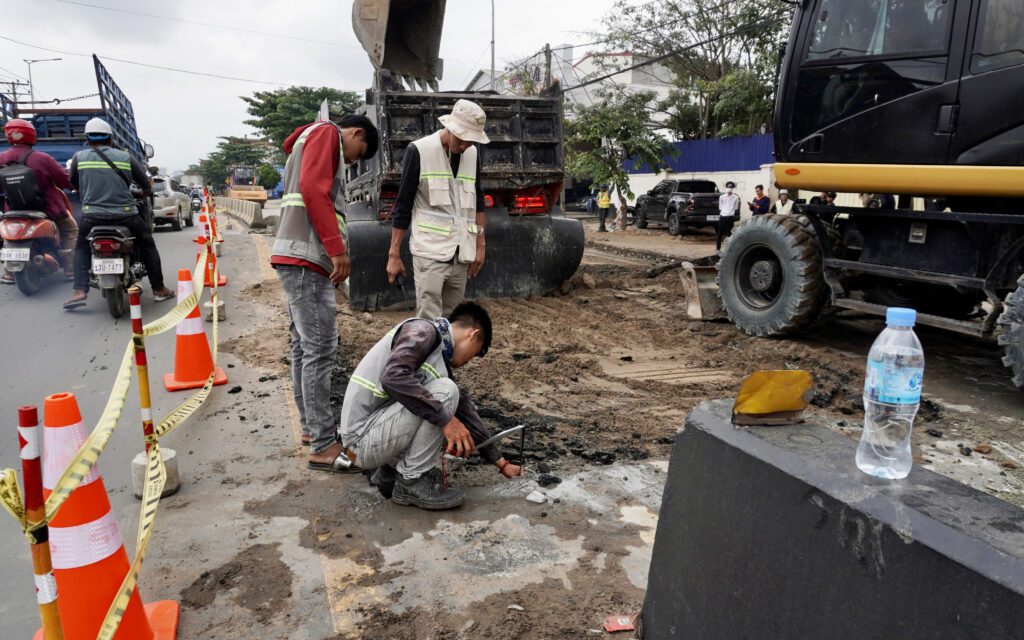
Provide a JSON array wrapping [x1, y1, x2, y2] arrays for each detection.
[[856, 307, 924, 479]]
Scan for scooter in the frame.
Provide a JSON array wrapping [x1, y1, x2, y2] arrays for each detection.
[[191, 195, 203, 214], [0, 209, 67, 296], [88, 223, 147, 319]]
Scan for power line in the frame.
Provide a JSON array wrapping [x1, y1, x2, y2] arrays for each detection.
[[0, 64, 27, 80], [0, 34, 292, 86], [457, 43, 494, 90]]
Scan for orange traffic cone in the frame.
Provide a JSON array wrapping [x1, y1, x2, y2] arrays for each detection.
[[195, 216, 227, 287], [163, 269, 228, 391], [34, 392, 179, 640]]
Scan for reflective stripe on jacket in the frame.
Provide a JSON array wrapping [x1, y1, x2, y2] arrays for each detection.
[[409, 131, 479, 264], [339, 319, 449, 446], [272, 122, 347, 274], [75, 147, 137, 216]]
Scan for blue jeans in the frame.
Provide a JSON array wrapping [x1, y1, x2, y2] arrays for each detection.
[[277, 265, 339, 454]]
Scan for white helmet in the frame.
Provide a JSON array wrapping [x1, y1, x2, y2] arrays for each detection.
[[84, 117, 113, 138]]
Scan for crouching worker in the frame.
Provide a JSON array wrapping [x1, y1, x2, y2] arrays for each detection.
[[339, 302, 522, 510]]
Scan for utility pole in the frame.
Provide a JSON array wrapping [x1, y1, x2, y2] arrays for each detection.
[[1, 80, 29, 116], [544, 43, 553, 89], [24, 58, 62, 109], [490, 0, 496, 91]]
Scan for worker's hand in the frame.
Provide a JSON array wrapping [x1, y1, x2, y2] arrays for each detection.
[[386, 253, 406, 285], [498, 459, 523, 479], [329, 254, 350, 286], [469, 238, 486, 278], [442, 417, 475, 458]]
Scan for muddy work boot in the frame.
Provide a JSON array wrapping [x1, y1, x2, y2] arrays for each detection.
[[370, 464, 397, 499], [391, 468, 464, 510]]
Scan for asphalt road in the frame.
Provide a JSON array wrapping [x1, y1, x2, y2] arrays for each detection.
[[0, 221, 221, 635]]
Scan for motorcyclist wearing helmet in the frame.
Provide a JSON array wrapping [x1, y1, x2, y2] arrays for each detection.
[[63, 117, 174, 309], [0, 119, 78, 282]]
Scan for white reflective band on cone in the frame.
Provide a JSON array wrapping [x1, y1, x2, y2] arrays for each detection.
[[177, 280, 195, 299], [43, 422, 100, 490], [34, 573, 58, 604], [18, 426, 39, 460], [178, 316, 205, 336], [49, 508, 123, 569]]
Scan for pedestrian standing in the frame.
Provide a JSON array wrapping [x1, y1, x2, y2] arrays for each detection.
[[748, 184, 771, 216], [596, 186, 611, 232], [271, 114, 379, 471], [716, 180, 740, 250], [386, 99, 490, 320], [771, 189, 795, 215]]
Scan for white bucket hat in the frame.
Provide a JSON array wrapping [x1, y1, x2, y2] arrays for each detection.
[[438, 99, 490, 145]]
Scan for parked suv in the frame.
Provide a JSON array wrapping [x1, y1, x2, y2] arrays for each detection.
[[150, 176, 193, 231], [634, 179, 721, 235]]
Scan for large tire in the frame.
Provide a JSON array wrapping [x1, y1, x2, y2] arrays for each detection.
[[667, 210, 682, 236], [171, 208, 183, 231], [635, 204, 649, 229], [717, 214, 825, 337], [14, 267, 41, 296], [105, 286, 127, 319], [997, 275, 1024, 390]]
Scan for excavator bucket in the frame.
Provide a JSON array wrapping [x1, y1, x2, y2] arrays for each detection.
[[352, 0, 446, 88]]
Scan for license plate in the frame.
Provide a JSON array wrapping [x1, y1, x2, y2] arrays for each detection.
[[0, 247, 30, 261], [92, 257, 124, 274], [707, 215, 720, 222]]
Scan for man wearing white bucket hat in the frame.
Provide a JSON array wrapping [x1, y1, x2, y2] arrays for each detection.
[[388, 99, 489, 320]]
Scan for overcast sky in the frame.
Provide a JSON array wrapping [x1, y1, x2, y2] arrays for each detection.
[[0, 0, 624, 172]]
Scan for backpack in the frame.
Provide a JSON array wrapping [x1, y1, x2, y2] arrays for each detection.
[[0, 150, 47, 211]]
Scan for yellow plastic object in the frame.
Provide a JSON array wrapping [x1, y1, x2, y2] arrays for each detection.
[[733, 370, 814, 426]]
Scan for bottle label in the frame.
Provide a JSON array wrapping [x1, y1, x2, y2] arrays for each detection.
[[865, 361, 923, 404]]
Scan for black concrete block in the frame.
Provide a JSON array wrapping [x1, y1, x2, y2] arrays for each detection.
[[641, 400, 1024, 640]]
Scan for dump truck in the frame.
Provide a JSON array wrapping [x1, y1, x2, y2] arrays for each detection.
[[227, 165, 268, 205], [343, 0, 584, 310], [716, 0, 1024, 389]]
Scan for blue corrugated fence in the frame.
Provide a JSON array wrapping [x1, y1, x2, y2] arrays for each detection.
[[625, 134, 774, 174]]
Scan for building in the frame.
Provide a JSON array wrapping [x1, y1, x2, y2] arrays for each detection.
[[566, 52, 676, 112]]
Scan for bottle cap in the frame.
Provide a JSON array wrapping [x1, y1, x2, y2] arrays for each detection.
[[886, 307, 917, 327]]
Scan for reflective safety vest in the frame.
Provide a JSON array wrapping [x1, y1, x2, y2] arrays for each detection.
[[775, 199, 794, 215], [409, 131, 479, 264], [339, 319, 449, 445], [597, 191, 610, 209], [272, 122, 347, 274], [75, 146, 138, 217]]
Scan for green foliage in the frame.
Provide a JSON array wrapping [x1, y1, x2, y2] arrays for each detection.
[[257, 164, 281, 189], [565, 90, 672, 202], [713, 70, 774, 137], [241, 86, 362, 150], [187, 137, 273, 189]]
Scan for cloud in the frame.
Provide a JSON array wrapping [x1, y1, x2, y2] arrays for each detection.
[[2, 0, 621, 171]]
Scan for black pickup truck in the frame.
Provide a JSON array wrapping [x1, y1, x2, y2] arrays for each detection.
[[634, 178, 722, 235]]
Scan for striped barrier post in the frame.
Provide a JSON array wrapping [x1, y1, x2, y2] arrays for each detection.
[[19, 405, 64, 639]]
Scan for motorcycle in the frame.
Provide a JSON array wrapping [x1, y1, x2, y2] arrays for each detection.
[[191, 195, 203, 214], [88, 223, 146, 319], [0, 209, 67, 296]]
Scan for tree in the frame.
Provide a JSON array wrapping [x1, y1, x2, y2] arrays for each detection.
[[257, 164, 281, 189], [187, 136, 274, 190], [241, 86, 362, 149], [565, 89, 673, 228]]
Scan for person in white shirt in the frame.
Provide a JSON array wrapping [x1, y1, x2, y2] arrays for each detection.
[[771, 189, 795, 215], [716, 180, 740, 250]]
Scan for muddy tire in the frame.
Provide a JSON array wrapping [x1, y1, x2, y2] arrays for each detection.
[[667, 210, 682, 236], [635, 204, 648, 229], [717, 214, 824, 337], [997, 275, 1024, 390]]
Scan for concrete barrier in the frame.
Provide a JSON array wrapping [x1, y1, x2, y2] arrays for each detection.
[[641, 399, 1024, 639], [215, 197, 264, 229]]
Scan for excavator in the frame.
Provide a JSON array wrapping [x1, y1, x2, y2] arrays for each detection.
[[344, 0, 584, 310], [716, 0, 1024, 389]]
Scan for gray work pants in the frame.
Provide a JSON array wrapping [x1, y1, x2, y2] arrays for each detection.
[[347, 378, 459, 480], [277, 265, 339, 454], [413, 254, 468, 320]]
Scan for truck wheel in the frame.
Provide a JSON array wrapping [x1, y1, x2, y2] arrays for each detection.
[[171, 208, 183, 231], [997, 275, 1024, 390], [635, 204, 649, 229], [717, 214, 824, 337], [667, 211, 682, 236]]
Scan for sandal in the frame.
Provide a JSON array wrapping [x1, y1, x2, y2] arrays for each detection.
[[307, 448, 361, 474]]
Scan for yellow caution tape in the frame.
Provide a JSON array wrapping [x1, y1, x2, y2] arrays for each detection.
[[0, 469, 25, 532]]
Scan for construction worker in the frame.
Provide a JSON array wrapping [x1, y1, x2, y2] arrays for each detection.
[[597, 185, 611, 232], [0, 119, 78, 283], [716, 180, 740, 250], [271, 114, 380, 471], [339, 301, 522, 510], [63, 118, 174, 309], [386, 99, 489, 320], [771, 189, 795, 215]]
